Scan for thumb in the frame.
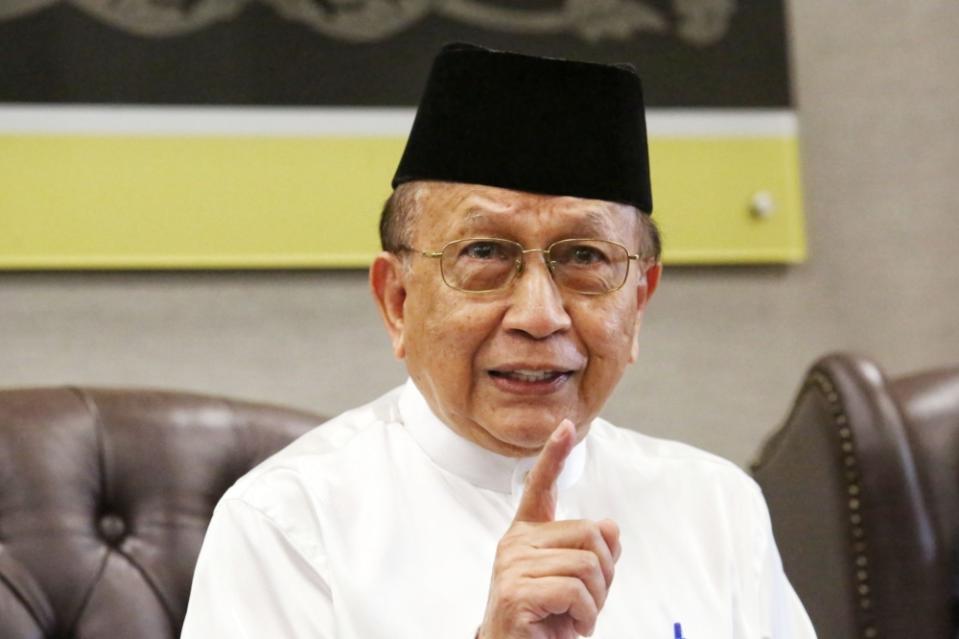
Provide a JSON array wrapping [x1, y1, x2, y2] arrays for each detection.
[[513, 419, 576, 523]]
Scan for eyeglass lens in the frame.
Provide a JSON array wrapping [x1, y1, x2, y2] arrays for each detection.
[[439, 239, 630, 293]]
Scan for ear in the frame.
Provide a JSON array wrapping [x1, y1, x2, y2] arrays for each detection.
[[369, 251, 408, 359], [628, 261, 662, 363]]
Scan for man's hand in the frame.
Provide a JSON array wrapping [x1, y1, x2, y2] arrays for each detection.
[[478, 420, 621, 639]]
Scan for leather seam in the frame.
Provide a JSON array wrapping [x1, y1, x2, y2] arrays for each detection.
[[61, 546, 110, 637], [68, 387, 181, 634], [64, 386, 111, 636], [108, 541, 180, 635], [0, 546, 52, 634]]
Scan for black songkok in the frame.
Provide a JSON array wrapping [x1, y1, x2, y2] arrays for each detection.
[[392, 42, 653, 214]]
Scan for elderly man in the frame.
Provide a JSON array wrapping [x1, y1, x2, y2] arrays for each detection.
[[181, 43, 815, 638]]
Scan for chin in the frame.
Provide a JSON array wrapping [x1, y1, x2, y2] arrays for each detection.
[[486, 410, 571, 451]]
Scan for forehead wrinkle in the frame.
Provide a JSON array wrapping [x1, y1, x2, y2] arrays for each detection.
[[422, 184, 636, 244], [474, 205, 627, 241], [461, 194, 517, 217], [449, 194, 519, 235], [422, 186, 515, 228], [546, 205, 629, 244], [578, 209, 619, 236]]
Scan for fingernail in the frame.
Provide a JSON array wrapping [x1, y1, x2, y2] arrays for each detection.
[[551, 420, 572, 442]]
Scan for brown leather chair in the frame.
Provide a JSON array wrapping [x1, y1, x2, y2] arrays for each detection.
[[0, 387, 323, 639], [752, 353, 959, 639]]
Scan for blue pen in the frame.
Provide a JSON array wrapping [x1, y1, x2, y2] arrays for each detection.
[[674, 622, 685, 639]]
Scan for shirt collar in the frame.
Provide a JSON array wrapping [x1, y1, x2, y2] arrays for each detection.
[[398, 378, 587, 496]]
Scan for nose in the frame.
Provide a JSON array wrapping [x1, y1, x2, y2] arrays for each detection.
[[501, 251, 572, 339]]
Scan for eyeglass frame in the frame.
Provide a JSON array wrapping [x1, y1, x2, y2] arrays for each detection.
[[399, 237, 652, 295]]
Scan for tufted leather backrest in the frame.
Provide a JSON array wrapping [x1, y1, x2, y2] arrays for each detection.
[[752, 353, 959, 639], [0, 387, 322, 639]]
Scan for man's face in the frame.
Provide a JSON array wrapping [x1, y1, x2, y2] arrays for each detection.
[[371, 182, 660, 457]]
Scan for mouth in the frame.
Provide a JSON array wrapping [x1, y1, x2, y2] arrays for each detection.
[[487, 367, 576, 394]]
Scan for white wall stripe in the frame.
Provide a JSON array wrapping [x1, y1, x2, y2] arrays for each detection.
[[0, 105, 797, 137], [648, 109, 797, 136]]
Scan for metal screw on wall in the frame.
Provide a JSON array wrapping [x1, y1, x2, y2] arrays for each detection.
[[750, 190, 777, 219]]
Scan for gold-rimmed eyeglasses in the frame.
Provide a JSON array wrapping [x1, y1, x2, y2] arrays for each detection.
[[403, 238, 647, 295]]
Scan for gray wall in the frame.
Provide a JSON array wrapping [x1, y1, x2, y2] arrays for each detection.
[[2, 0, 957, 467]]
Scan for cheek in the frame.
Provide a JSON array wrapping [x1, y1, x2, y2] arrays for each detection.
[[585, 299, 636, 354], [410, 293, 498, 371], [577, 300, 637, 385]]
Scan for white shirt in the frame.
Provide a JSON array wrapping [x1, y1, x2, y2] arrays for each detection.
[[182, 381, 816, 638]]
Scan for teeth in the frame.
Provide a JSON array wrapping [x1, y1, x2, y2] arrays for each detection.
[[505, 370, 559, 382]]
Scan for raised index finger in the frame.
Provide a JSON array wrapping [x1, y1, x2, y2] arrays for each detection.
[[513, 419, 576, 523]]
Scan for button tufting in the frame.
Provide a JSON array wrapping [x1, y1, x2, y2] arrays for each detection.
[[98, 514, 127, 544]]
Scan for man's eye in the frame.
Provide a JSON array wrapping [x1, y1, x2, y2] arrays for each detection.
[[461, 242, 505, 260], [570, 246, 607, 264]]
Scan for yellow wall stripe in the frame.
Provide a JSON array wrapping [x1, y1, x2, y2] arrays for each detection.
[[0, 133, 803, 268]]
